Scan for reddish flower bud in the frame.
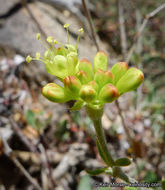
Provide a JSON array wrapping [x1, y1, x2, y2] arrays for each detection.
[[79, 58, 93, 81], [88, 80, 99, 92], [116, 67, 144, 95], [110, 62, 129, 84], [64, 76, 81, 98], [93, 51, 108, 73], [79, 85, 97, 103], [99, 84, 119, 103], [42, 83, 68, 103], [94, 69, 114, 90], [76, 70, 90, 84]]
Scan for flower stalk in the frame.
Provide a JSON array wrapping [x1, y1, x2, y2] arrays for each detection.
[[86, 106, 115, 166]]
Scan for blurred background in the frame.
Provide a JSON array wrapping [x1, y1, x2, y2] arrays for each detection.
[[0, 0, 165, 189]]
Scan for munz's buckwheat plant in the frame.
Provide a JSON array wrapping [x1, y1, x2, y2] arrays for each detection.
[[26, 24, 144, 182]]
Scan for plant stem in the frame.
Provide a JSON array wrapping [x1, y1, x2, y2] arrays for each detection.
[[86, 106, 115, 167], [92, 118, 115, 167]]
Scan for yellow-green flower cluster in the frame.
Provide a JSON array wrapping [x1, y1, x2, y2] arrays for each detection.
[[26, 25, 144, 110]]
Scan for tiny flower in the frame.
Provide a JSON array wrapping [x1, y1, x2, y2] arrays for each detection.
[[36, 33, 41, 40], [110, 62, 128, 84], [79, 58, 93, 81], [44, 50, 51, 59], [47, 36, 53, 44], [79, 85, 97, 103], [78, 28, 84, 34], [99, 84, 119, 103], [93, 51, 108, 73], [64, 76, 81, 98], [26, 55, 32, 63], [116, 67, 144, 95], [64, 23, 70, 28], [42, 83, 68, 103], [35, 52, 40, 59], [76, 71, 90, 84], [54, 40, 58, 44]]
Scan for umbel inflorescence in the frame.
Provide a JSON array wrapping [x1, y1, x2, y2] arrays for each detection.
[[26, 24, 144, 111]]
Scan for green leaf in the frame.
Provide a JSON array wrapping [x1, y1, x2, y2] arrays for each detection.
[[70, 100, 85, 111], [115, 157, 131, 166], [162, 179, 165, 190], [78, 175, 92, 190], [113, 167, 129, 182], [35, 118, 43, 131], [144, 170, 158, 183], [25, 109, 35, 127], [86, 167, 107, 176]]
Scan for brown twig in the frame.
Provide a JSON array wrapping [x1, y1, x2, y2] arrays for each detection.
[[118, 0, 127, 60], [82, 0, 99, 51], [117, 4, 142, 179], [1, 136, 42, 190], [39, 142, 56, 189], [126, 3, 165, 63], [10, 117, 56, 188], [10, 117, 37, 153]]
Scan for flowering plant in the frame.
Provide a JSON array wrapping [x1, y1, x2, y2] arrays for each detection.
[[26, 24, 144, 182]]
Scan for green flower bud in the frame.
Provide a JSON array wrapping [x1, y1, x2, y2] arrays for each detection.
[[64, 76, 81, 98], [94, 69, 114, 90], [110, 62, 128, 84], [76, 70, 90, 84], [116, 67, 144, 95], [67, 52, 79, 75], [93, 51, 108, 73], [45, 55, 68, 79], [79, 85, 97, 103], [99, 84, 119, 103], [79, 58, 93, 81], [42, 83, 68, 103], [26, 55, 32, 63]]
